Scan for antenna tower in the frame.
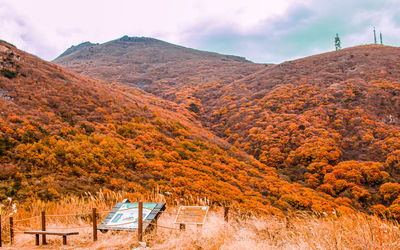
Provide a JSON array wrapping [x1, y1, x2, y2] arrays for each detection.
[[334, 33, 341, 51]]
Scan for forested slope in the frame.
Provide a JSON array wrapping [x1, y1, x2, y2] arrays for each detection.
[[0, 40, 346, 214], [55, 39, 400, 216]]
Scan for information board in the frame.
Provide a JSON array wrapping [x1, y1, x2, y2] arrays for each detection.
[[174, 206, 209, 225], [98, 200, 166, 232]]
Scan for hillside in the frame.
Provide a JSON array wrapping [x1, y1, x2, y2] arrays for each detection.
[[0, 40, 345, 214], [55, 38, 400, 216], [200, 45, 400, 214]]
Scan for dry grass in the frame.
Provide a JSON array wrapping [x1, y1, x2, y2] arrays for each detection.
[[1, 192, 400, 249], [149, 212, 400, 250]]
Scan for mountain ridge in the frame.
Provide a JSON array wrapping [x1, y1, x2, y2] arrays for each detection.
[[54, 35, 250, 63]]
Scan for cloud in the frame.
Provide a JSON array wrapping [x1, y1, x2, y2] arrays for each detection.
[[0, 0, 399, 63], [0, 2, 75, 59], [0, 0, 295, 61], [181, 0, 400, 63]]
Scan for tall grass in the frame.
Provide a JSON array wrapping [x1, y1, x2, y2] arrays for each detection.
[[2, 191, 400, 249]]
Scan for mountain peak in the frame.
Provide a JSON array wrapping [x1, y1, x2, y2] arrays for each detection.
[[116, 35, 160, 43], [55, 41, 99, 59]]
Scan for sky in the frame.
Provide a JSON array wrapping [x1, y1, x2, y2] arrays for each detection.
[[1, 0, 399, 63]]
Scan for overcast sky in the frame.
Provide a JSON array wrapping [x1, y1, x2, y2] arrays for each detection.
[[1, 0, 399, 63]]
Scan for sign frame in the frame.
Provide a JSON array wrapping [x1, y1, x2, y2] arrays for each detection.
[[98, 200, 166, 232], [174, 206, 209, 225]]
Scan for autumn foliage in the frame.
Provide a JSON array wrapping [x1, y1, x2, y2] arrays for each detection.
[[0, 41, 345, 215], [3, 39, 400, 218]]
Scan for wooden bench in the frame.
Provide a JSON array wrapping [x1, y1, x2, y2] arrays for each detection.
[[24, 231, 79, 245]]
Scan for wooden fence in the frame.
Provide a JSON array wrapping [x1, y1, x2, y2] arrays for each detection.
[[0, 202, 231, 247]]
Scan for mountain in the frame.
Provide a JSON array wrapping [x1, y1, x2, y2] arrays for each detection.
[[55, 37, 400, 216], [0, 40, 345, 214], [53, 36, 265, 100]]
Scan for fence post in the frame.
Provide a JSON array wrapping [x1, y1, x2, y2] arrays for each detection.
[[153, 217, 158, 234], [224, 206, 229, 222], [285, 217, 291, 229], [138, 201, 143, 242], [9, 217, 13, 245], [92, 208, 97, 242], [41, 211, 46, 245]]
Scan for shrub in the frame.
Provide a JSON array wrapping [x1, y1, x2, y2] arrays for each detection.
[[379, 182, 400, 204], [1, 68, 18, 79], [188, 103, 200, 114]]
